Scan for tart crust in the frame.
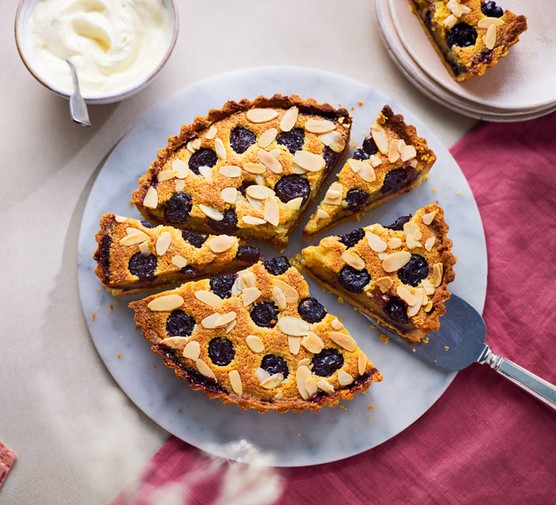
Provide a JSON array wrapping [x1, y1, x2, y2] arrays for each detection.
[[132, 95, 352, 251], [129, 260, 382, 413], [300, 204, 456, 343]]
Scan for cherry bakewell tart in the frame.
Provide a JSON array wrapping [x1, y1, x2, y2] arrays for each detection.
[[410, 0, 527, 81], [94, 214, 261, 295], [300, 204, 456, 343], [303, 105, 436, 237], [131, 95, 352, 252], [129, 257, 382, 413]]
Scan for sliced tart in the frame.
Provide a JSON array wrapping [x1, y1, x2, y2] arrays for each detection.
[[303, 105, 436, 237], [94, 214, 261, 295], [300, 204, 456, 343], [132, 95, 352, 251], [409, 0, 527, 81], [129, 257, 382, 413]]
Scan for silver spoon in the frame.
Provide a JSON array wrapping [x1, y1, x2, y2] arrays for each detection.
[[65, 59, 91, 127], [360, 294, 556, 410]]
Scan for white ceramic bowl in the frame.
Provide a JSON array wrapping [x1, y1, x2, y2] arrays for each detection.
[[14, 0, 179, 104]]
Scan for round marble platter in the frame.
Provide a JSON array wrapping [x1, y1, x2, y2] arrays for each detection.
[[77, 67, 487, 467]]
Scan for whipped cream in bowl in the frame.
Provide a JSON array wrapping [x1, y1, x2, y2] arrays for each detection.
[[15, 0, 179, 104]]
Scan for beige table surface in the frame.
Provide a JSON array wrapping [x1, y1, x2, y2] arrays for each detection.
[[0, 1, 474, 503]]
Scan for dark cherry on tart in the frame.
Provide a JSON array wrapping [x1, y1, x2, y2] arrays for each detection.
[[409, 0, 527, 81], [303, 105, 436, 237], [300, 203, 456, 343], [131, 94, 352, 252], [93, 214, 261, 295], [129, 260, 382, 413]]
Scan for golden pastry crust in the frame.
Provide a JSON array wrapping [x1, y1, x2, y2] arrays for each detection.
[[129, 260, 382, 413], [300, 204, 456, 343], [303, 105, 436, 237], [94, 214, 261, 295], [132, 95, 352, 251], [410, 0, 527, 81]]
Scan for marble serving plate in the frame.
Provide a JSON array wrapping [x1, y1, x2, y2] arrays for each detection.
[[77, 67, 487, 467]]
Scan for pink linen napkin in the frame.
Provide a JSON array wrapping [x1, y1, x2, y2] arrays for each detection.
[[112, 112, 556, 505]]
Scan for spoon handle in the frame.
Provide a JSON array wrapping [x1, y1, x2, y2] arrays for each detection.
[[480, 346, 556, 410], [66, 60, 91, 127]]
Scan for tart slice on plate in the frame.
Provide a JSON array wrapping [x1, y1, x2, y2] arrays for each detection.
[[409, 0, 527, 81], [94, 214, 261, 295], [129, 257, 382, 413], [132, 95, 352, 251], [300, 204, 456, 343], [303, 105, 436, 237]]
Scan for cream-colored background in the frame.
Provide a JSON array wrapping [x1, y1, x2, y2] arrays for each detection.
[[0, 1, 474, 503]]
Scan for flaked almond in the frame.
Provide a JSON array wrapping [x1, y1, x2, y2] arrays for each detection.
[[143, 186, 158, 209], [358, 353, 368, 375], [292, 165, 306, 175], [221, 187, 238, 204], [317, 379, 335, 393], [374, 276, 393, 293], [323, 182, 343, 205], [139, 241, 151, 255], [272, 286, 287, 310], [175, 179, 185, 192], [196, 359, 216, 380], [388, 139, 400, 163], [215, 311, 237, 327], [214, 137, 226, 160], [366, 231, 387, 252], [264, 197, 280, 226], [258, 128, 278, 148], [247, 185, 275, 200], [160, 336, 188, 349], [288, 336, 301, 356], [172, 159, 189, 179], [443, 14, 457, 28], [258, 150, 283, 174], [246, 195, 263, 211], [407, 300, 422, 318], [246, 335, 265, 353], [285, 197, 303, 210], [371, 123, 389, 154], [194, 290, 223, 308], [397, 285, 416, 306], [120, 229, 149, 246], [304, 119, 335, 134], [316, 209, 329, 220], [293, 151, 325, 172], [186, 138, 201, 152], [156, 232, 172, 256], [208, 234, 236, 253], [301, 332, 324, 354], [256, 367, 270, 383], [401, 145, 417, 162], [369, 154, 382, 168], [201, 313, 221, 329], [319, 131, 346, 153], [478, 17, 505, 29], [225, 319, 236, 334], [330, 331, 357, 352], [219, 165, 242, 178], [296, 365, 312, 399], [425, 236, 436, 251], [297, 358, 311, 368], [242, 287, 261, 306], [342, 250, 366, 271], [200, 204, 224, 221], [205, 125, 218, 139], [183, 341, 201, 360], [273, 279, 299, 303], [228, 370, 243, 395], [260, 373, 283, 389], [338, 370, 354, 386], [484, 24, 497, 50], [280, 106, 298, 132], [246, 108, 279, 123], [388, 237, 402, 249], [242, 215, 266, 226], [157, 169, 177, 181], [148, 294, 184, 311], [239, 271, 257, 289], [431, 263, 444, 287], [382, 251, 411, 272], [243, 162, 267, 174], [198, 165, 213, 179], [331, 318, 343, 330], [422, 279, 435, 296], [358, 164, 376, 182], [422, 210, 438, 225], [304, 377, 318, 397], [171, 255, 187, 268], [278, 316, 309, 336], [114, 215, 127, 223]]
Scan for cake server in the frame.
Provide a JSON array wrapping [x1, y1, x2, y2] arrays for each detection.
[[360, 294, 556, 410]]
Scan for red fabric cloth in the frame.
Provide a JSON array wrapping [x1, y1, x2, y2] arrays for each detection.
[[112, 113, 556, 505]]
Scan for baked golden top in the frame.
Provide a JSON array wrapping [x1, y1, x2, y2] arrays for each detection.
[[132, 94, 352, 251], [129, 258, 382, 413]]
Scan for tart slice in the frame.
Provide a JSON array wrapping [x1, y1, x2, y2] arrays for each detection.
[[129, 257, 382, 413], [300, 204, 456, 343], [132, 95, 352, 251], [303, 105, 436, 237], [94, 214, 261, 295], [409, 0, 527, 81]]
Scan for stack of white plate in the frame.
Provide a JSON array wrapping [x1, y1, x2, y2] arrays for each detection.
[[376, 0, 556, 121]]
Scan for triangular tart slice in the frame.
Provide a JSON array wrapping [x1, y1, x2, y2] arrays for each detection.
[[301, 204, 456, 343], [94, 214, 261, 295], [303, 105, 436, 237], [129, 257, 382, 413], [132, 95, 352, 251]]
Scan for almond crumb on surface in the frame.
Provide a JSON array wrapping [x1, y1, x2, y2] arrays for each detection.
[[444, 345, 450, 351], [431, 188, 437, 193], [456, 189, 462, 195], [296, 432, 302, 438], [337, 296, 344, 304], [358, 101, 364, 106], [368, 405, 376, 411], [422, 337, 429, 344], [91, 313, 96, 321], [379, 334, 389, 344], [108, 304, 113, 312], [339, 405, 348, 411], [117, 354, 123, 360]]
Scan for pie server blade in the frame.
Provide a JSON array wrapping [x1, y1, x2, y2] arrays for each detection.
[[359, 294, 556, 410]]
